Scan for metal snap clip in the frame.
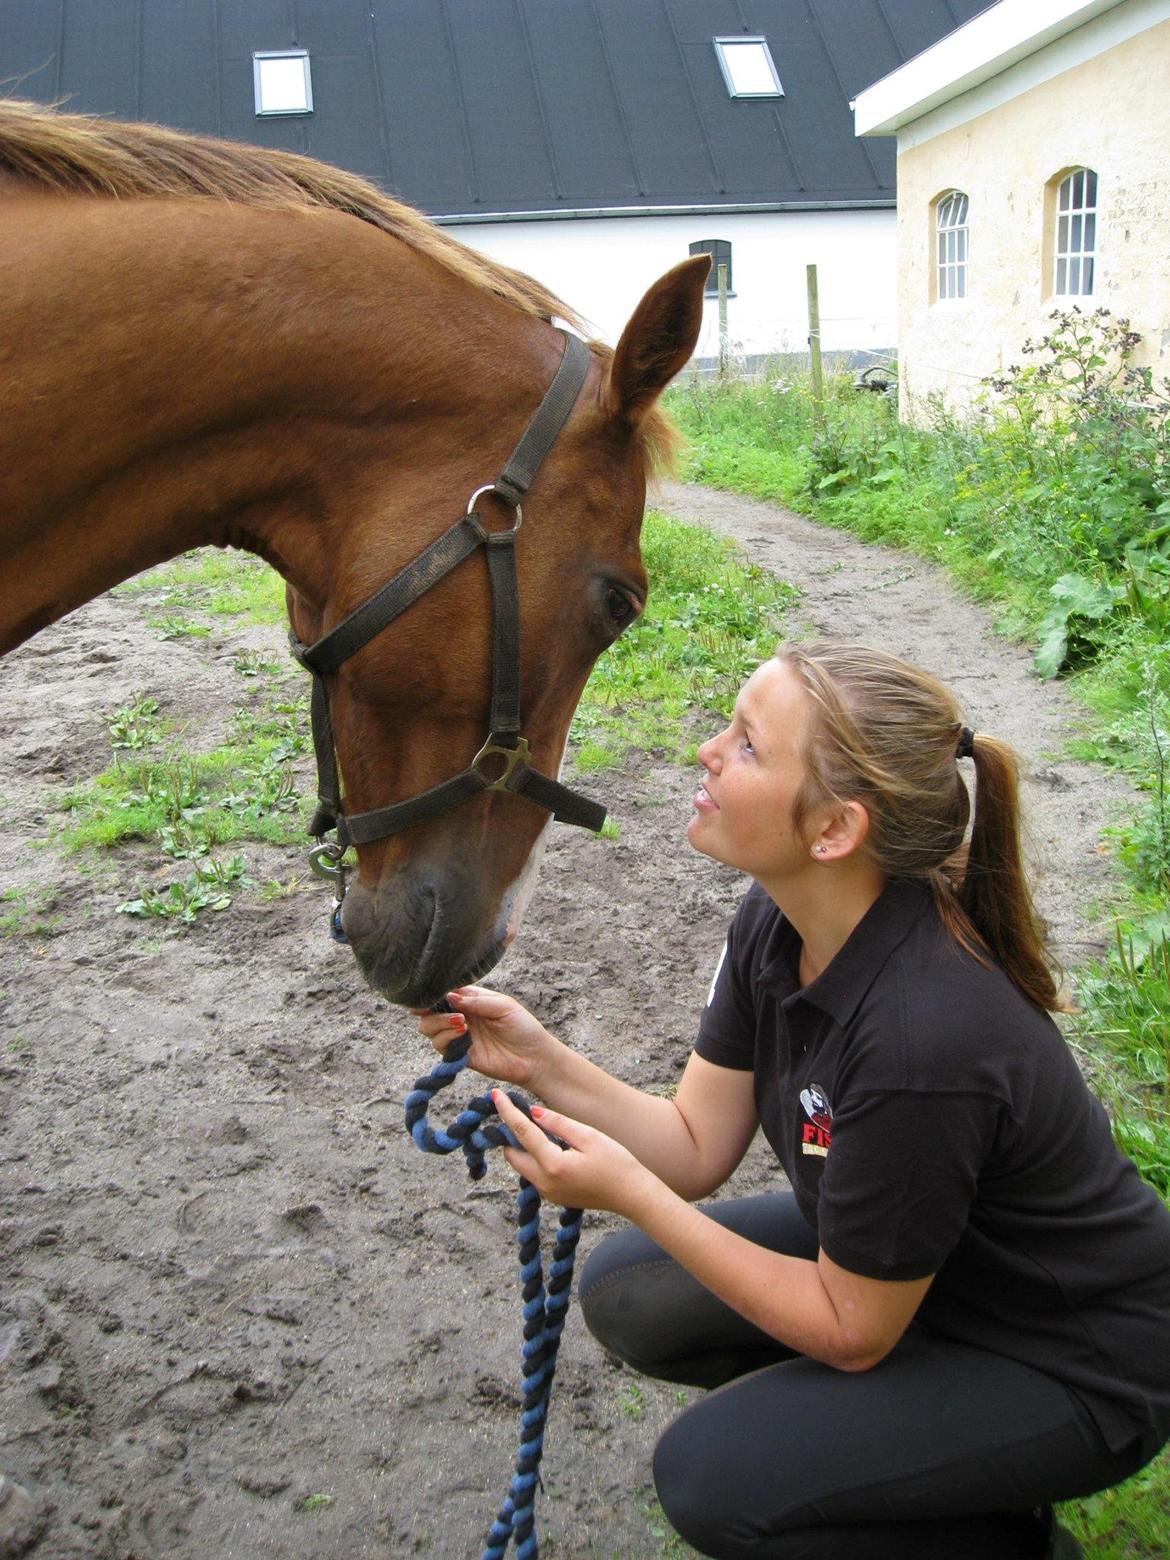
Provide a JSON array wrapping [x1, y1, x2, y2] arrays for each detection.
[[309, 841, 347, 881]]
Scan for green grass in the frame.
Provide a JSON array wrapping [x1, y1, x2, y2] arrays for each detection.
[[117, 854, 248, 924], [47, 554, 310, 922], [61, 721, 308, 854], [570, 510, 799, 766], [1062, 1455, 1170, 1557], [0, 886, 64, 938], [294, 1492, 335, 1515], [1071, 927, 1170, 1201], [114, 546, 284, 623]]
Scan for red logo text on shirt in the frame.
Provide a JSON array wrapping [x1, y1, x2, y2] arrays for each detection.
[[799, 1084, 833, 1157]]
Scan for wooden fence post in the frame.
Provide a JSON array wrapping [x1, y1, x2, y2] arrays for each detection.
[[717, 262, 730, 379], [806, 263, 824, 427]]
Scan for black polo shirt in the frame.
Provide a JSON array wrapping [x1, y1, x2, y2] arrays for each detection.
[[696, 879, 1170, 1453]]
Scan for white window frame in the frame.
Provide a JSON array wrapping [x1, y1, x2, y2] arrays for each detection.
[[253, 50, 313, 117], [935, 190, 969, 301], [713, 37, 784, 99], [1053, 169, 1097, 297]]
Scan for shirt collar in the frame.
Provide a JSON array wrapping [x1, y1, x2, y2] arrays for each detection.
[[780, 878, 933, 1027]]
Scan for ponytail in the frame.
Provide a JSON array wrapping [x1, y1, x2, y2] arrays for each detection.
[[948, 735, 1063, 1012]]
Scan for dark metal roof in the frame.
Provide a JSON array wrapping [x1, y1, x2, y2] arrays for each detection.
[[1, 0, 993, 220]]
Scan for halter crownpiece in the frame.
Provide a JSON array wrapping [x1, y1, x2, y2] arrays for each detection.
[[956, 726, 976, 760], [291, 331, 605, 933]]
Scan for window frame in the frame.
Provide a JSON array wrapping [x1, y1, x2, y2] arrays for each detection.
[[689, 239, 734, 298], [713, 37, 784, 100], [1052, 168, 1098, 298], [253, 49, 314, 117], [934, 190, 969, 302]]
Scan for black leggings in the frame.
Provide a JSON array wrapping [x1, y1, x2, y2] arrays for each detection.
[[578, 1194, 1159, 1559]]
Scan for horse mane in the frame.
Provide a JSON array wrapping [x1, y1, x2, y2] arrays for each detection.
[[0, 97, 679, 474]]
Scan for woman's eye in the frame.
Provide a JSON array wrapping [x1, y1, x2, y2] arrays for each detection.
[[606, 588, 637, 629]]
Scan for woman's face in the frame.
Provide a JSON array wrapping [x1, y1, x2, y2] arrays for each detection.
[[688, 658, 819, 884]]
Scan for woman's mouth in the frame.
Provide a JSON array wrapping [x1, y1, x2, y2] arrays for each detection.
[[693, 782, 718, 813]]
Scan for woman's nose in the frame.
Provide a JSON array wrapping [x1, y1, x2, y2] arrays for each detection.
[[698, 731, 724, 770]]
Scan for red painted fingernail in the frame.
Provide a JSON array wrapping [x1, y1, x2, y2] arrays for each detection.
[[530, 1105, 546, 1118]]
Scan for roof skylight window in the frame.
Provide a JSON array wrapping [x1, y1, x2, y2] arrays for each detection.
[[713, 37, 783, 99], [253, 50, 313, 116]]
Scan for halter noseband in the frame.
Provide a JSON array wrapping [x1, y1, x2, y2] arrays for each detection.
[[290, 331, 605, 917]]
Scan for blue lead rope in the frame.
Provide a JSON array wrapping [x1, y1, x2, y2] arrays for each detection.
[[404, 1030, 583, 1560]]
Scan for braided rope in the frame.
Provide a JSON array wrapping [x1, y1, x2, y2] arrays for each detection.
[[404, 1030, 583, 1560]]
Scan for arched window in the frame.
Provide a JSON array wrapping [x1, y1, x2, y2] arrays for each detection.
[[1053, 169, 1097, 296], [689, 239, 733, 297], [935, 191, 968, 300]]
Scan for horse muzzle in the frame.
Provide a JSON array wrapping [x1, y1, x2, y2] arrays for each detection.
[[340, 869, 511, 1009]]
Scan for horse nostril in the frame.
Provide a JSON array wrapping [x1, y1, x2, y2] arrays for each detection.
[[418, 882, 445, 968]]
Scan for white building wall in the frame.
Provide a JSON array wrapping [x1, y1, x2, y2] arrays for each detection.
[[874, 11, 1170, 412], [444, 209, 897, 364]]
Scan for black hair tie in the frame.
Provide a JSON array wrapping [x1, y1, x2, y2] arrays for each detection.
[[956, 726, 975, 760]]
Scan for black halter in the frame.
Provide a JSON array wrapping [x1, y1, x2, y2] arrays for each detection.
[[290, 331, 605, 906]]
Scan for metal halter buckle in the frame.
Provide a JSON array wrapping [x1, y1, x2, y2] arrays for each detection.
[[470, 735, 530, 790]]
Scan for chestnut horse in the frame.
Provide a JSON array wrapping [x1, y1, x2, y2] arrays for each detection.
[[0, 100, 707, 1009]]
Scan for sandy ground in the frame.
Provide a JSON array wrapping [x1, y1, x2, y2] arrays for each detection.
[[0, 480, 1138, 1559]]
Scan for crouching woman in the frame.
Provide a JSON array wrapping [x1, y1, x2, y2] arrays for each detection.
[[417, 641, 1170, 1559]]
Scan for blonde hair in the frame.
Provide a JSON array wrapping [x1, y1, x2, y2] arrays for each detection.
[[779, 641, 1064, 1012]]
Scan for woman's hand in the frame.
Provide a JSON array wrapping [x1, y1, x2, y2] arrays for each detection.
[[492, 1091, 657, 1218], [412, 985, 556, 1091]]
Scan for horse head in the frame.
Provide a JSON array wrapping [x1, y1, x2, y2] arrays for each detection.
[[0, 102, 705, 1011], [286, 256, 708, 1008]]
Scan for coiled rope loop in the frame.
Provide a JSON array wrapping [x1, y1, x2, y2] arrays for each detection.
[[405, 1028, 583, 1560]]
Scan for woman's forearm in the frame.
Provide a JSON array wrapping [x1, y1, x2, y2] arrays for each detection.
[[620, 1173, 865, 1369], [528, 1038, 725, 1199]]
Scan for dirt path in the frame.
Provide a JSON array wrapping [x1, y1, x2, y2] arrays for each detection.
[[0, 485, 1137, 1559]]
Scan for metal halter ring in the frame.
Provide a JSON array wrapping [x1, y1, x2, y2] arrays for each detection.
[[466, 484, 523, 532], [308, 840, 347, 881], [471, 735, 531, 790]]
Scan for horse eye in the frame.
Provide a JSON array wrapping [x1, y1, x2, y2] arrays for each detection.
[[605, 588, 637, 630]]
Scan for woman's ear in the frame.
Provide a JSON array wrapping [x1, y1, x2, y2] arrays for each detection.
[[812, 801, 870, 862]]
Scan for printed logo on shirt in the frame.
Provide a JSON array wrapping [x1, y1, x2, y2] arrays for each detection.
[[706, 941, 728, 1007], [799, 1084, 833, 1157]]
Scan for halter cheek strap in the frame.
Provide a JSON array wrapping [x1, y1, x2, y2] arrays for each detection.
[[290, 330, 605, 865]]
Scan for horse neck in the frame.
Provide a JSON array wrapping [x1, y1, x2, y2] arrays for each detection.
[[0, 194, 557, 654]]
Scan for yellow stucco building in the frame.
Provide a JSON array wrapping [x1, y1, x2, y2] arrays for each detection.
[[853, 0, 1170, 416]]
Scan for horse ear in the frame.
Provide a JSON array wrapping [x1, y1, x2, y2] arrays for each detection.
[[602, 254, 710, 425]]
